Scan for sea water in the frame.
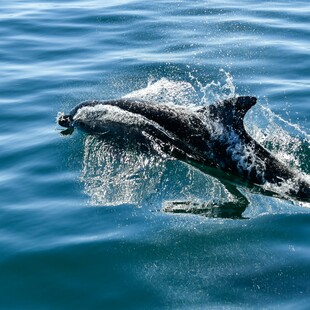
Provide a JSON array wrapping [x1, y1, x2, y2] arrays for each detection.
[[0, 1, 309, 309]]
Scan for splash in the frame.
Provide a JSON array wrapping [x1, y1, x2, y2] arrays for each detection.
[[188, 68, 236, 105], [80, 71, 237, 207], [245, 101, 309, 171], [81, 135, 229, 207], [123, 77, 201, 106], [81, 135, 166, 206], [77, 71, 309, 216], [123, 69, 236, 107]]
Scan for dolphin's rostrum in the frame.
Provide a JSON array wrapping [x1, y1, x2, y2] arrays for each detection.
[[58, 96, 310, 217]]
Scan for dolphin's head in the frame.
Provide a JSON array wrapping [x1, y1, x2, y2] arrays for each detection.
[[63, 104, 142, 136]]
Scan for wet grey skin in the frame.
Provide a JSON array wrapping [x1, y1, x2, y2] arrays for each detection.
[[58, 96, 310, 217]]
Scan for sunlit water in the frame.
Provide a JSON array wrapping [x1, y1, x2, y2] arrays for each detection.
[[1, 1, 309, 309]]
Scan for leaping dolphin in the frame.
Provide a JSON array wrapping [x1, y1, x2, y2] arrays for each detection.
[[58, 96, 310, 216]]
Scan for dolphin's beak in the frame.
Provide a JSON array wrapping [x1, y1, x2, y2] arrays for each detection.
[[58, 114, 73, 128]]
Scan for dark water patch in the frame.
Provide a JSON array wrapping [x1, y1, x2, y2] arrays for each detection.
[[1, 0, 309, 308]]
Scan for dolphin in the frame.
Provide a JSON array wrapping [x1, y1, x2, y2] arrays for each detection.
[[58, 96, 310, 216]]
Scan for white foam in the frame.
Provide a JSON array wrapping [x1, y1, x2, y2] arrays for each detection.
[[123, 77, 200, 107]]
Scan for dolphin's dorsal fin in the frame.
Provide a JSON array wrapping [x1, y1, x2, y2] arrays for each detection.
[[203, 96, 257, 131]]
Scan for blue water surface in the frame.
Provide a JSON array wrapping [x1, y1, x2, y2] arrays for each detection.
[[0, 0, 309, 309]]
